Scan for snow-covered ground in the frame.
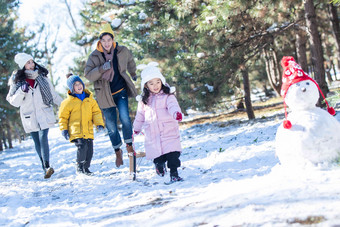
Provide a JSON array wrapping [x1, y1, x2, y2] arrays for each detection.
[[1, 109, 340, 226]]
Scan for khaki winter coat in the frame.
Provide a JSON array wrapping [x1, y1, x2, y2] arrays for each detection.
[[84, 43, 138, 109], [58, 89, 104, 142], [6, 73, 63, 133]]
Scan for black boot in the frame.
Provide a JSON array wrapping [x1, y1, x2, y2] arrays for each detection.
[[170, 168, 183, 182], [155, 163, 166, 177], [76, 163, 84, 174], [83, 168, 93, 176]]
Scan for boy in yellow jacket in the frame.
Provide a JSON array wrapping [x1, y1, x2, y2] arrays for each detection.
[[59, 74, 104, 175]]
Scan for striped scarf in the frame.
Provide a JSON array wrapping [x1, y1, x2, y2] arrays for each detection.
[[36, 75, 53, 106]]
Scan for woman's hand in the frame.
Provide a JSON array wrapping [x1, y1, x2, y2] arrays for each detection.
[[21, 81, 29, 93]]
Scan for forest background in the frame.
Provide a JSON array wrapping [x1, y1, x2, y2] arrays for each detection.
[[1, 0, 340, 150]]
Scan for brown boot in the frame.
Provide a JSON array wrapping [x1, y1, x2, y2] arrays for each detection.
[[127, 145, 146, 158], [115, 149, 123, 167], [126, 144, 134, 154], [44, 167, 54, 179]]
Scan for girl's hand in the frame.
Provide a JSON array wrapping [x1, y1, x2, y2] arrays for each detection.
[[134, 130, 140, 135], [175, 112, 182, 122]]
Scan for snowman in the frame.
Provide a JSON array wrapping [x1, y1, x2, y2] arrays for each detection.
[[275, 56, 340, 167]]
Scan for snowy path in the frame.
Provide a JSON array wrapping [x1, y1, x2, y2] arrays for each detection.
[[1, 111, 340, 226]]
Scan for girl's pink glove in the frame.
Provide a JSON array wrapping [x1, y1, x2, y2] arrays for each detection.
[[134, 130, 140, 135], [175, 112, 182, 122]]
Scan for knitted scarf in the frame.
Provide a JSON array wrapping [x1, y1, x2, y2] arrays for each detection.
[[102, 47, 114, 82], [26, 70, 54, 106]]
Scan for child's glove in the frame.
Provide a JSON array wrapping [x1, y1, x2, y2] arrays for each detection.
[[132, 75, 137, 81], [61, 130, 70, 140], [21, 81, 29, 93], [175, 112, 182, 122], [97, 125, 105, 132], [133, 130, 140, 135]]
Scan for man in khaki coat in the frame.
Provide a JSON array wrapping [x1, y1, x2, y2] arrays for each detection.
[[84, 23, 138, 168]]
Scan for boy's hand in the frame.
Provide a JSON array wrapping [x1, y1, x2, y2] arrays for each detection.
[[97, 125, 105, 132], [175, 112, 182, 122], [62, 130, 69, 140]]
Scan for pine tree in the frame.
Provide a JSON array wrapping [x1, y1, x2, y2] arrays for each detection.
[[70, 0, 337, 116], [0, 0, 32, 149]]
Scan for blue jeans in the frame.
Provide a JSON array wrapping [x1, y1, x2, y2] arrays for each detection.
[[31, 128, 50, 170], [102, 89, 133, 149]]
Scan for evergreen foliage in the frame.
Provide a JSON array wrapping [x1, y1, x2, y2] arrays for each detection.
[[0, 0, 33, 148], [70, 0, 339, 113]]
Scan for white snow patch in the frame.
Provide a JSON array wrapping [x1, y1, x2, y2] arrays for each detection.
[[1, 109, 340, 226]]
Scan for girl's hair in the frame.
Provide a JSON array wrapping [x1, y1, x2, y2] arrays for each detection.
[[14, 61, 48, 83], [142, 84, 170, 104]]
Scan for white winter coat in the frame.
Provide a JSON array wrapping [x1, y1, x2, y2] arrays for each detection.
[[6, 74, 63, 133]]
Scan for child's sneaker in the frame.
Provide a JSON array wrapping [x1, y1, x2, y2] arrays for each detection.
[[155, 163, 166, 177]]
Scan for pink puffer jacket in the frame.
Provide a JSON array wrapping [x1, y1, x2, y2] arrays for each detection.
[[133, 92, 182, 160]]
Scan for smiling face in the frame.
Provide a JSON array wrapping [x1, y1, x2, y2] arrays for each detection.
[[73, 81, 84, 94], [100, 34, 114, 52], [24, 59, 35, 70], [146, 78, 162, 94]]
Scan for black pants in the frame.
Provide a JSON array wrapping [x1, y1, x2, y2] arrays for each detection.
[[74, 139, 93, 169], [153, 151, 181, 177]]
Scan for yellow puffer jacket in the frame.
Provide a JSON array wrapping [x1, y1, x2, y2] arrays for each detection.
[[58, 89, 104, 142]]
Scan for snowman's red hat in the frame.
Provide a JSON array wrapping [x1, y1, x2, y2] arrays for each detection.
[[280, 56, 335, 129]]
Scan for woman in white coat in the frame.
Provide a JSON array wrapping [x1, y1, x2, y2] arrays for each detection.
[[6, 53, 63, 179]]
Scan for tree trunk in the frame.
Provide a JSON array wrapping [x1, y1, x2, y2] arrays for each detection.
[[0, 124, 6, 151], [328, 3, 340, 70], [304, 0, 328, 106], [295, 29, 308, 72], [326, 67, 333, 83], [5, 119, 13, 149], [0, 125, 3, 152], [332, 62, 339, 80], [241, 65, 255, 120], [263, 48, 281, 96], [2, 128, 7, 149]]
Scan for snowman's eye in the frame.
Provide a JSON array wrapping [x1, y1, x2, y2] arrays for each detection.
[[306, 82, 310, 85]]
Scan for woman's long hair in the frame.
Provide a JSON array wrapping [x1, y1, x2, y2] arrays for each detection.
[[14, 61, 48, 83], [142, 84, 170, 105]]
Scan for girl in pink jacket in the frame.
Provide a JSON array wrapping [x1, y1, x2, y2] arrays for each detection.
[[133, 64, 183, 183]]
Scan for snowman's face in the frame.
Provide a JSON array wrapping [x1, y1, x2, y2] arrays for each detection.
[[285, 80, 319, 111]]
